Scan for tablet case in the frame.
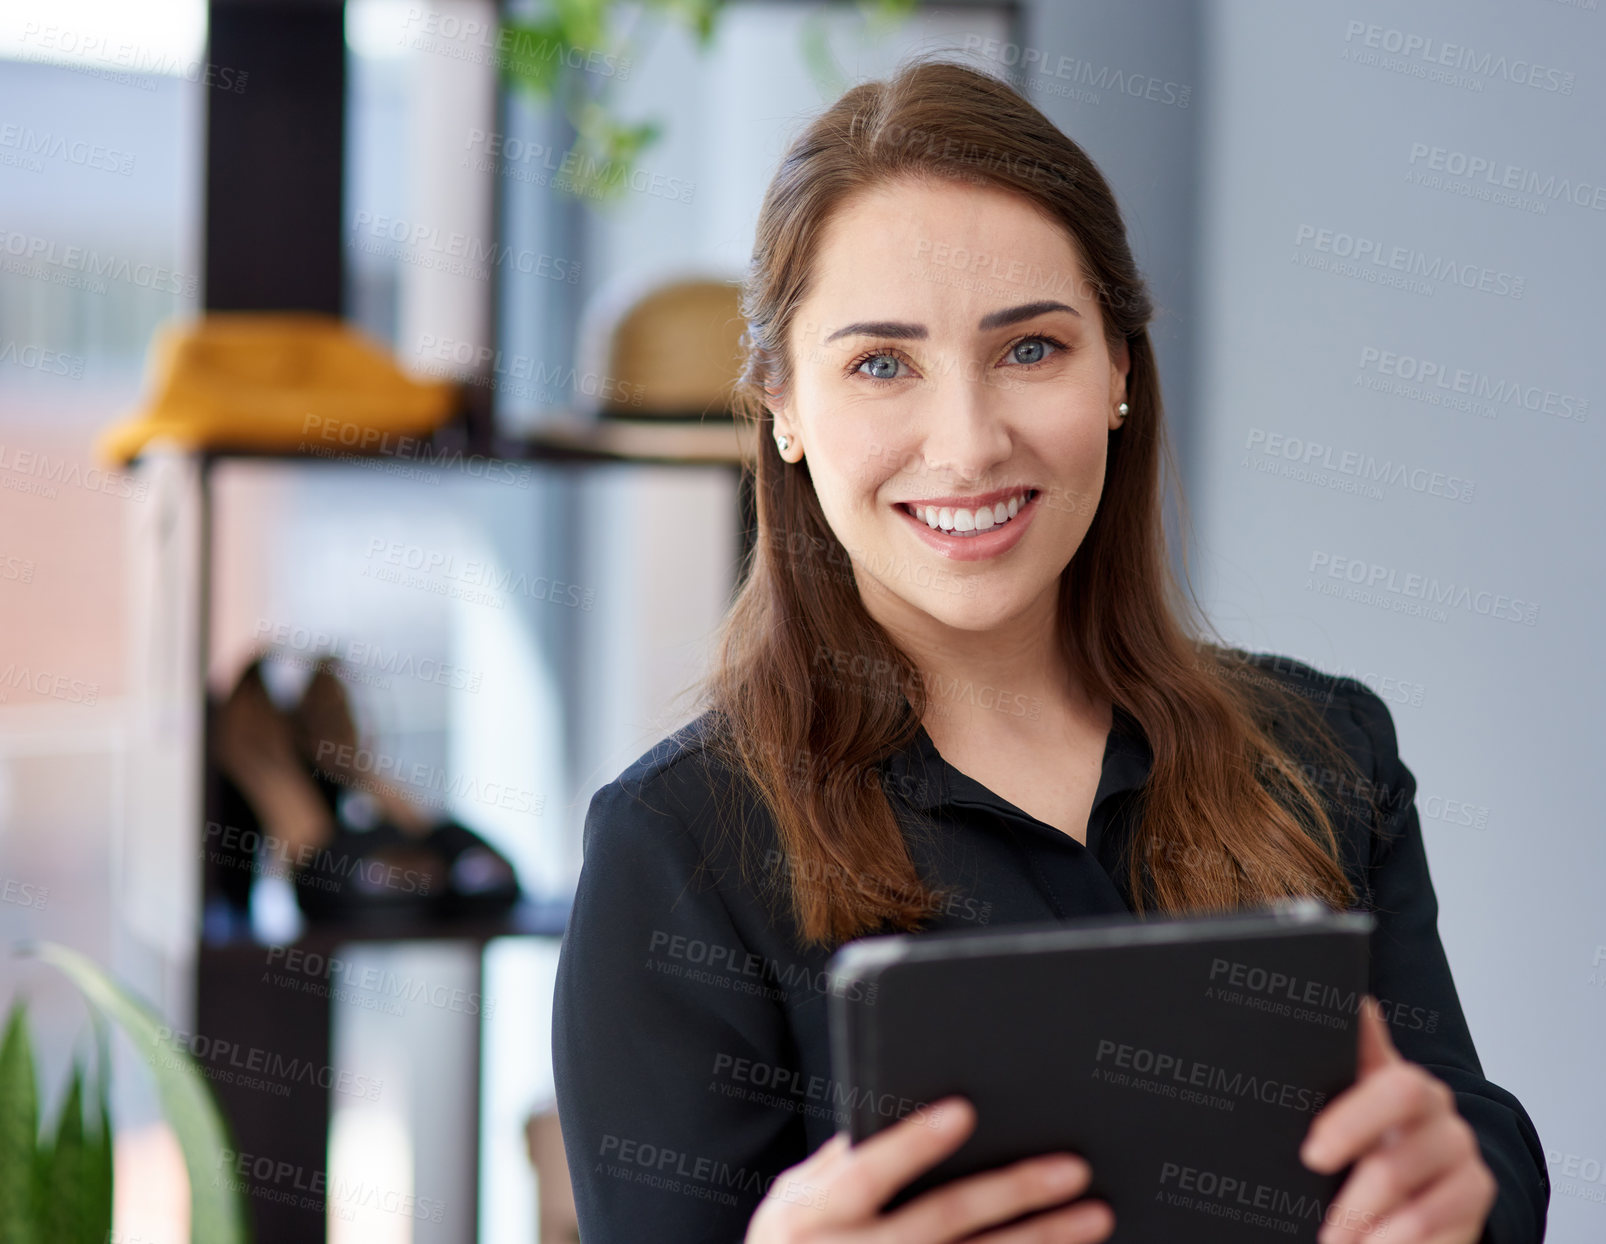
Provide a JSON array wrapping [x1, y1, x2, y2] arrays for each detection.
[[826, 901, 1374, 1242]]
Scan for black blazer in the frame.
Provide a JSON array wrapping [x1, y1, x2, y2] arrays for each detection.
[[552, 652, 1548, 1243]]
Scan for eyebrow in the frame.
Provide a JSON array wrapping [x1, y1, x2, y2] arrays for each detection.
[[822, 300, 1081, 344]]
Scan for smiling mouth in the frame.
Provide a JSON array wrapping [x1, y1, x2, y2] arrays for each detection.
[[898, 489, 1039, 536]]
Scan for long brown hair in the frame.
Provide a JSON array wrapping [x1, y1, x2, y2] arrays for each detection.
[[690, 56, 1366, 949]]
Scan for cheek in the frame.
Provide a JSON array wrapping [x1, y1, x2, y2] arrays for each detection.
[[809, 421, 900, 512], [1029, 405, 1109, 477]]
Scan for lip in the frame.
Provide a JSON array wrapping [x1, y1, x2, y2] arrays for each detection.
[[896, 484, 1033, 509], [894, 489, 1040, 562]]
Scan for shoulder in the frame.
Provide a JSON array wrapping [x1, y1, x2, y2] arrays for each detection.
[[582, 709, 764, 862], [1212, 647, 1402, 784]]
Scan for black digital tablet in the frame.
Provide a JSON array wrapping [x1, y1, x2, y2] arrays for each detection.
[[825, 899, 1375, 1243]]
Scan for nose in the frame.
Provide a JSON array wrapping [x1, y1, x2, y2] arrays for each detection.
[[912, 361, 1014, 491]]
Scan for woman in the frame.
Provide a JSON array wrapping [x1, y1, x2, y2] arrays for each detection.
[[552, 57, 1547, 1244]]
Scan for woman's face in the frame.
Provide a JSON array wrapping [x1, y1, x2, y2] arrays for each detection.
[[772, 176, 1129, 637]]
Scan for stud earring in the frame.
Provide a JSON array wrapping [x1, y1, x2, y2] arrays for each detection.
[[1116, 402, 1129, 420], [776, 434, 791, 454]]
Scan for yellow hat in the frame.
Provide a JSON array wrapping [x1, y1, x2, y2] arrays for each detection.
[[97, 312, 457, 464]]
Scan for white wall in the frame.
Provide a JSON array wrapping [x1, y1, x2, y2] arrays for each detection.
[[1189, 4, 1605, 1238]]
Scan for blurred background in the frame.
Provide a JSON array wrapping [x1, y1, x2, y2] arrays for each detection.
[[0, 0, 1601, 1240]]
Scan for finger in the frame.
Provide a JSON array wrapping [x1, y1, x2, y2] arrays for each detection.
[[1355, 1156, 1497, 1244], [826, 1096, 978, 1222], [1303, 1064, 1456, 1174], [864, 1152, 1097, 1244], [1356, 996, 1402, 1077], [962, 1197, 1116, 1244], [804, 1131, 854, 1177], [1317, 1111, 1477, 1242]]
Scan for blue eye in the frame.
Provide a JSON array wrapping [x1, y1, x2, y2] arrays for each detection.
[[849, 335, 1065, 382], [856, 352, 907, 381], [1005, 336, 1062, 366]]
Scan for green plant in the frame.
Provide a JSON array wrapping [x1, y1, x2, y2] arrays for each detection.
[[499, 0, 917, 203], [1, 943, 250, 1244]]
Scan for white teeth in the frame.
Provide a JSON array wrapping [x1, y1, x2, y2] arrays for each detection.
[[908, 493, 1031, 535]]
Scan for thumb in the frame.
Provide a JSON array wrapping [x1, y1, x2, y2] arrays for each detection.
[[1356, 994, 1400, 1076]]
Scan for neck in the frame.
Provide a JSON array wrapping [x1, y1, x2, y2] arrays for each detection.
[[859, 576, 1087, 736]]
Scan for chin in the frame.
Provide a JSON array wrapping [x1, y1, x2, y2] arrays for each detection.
[[898, 585, 1040, 632]]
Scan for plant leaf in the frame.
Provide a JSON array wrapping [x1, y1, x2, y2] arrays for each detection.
[[36, 1064, 89, 1243], [499, 19, 571, 98], [83, 1019, 112, 1244], [0, 1003, 39, 1244], [28, 944, 250, 1244]]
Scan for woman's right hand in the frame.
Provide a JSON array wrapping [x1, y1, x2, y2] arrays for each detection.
[[744, 1097, 1115, 1243]]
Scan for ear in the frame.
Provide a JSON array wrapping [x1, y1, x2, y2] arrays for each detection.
[[1108, 336, 1131, 430], [766, 384, 792, 440]]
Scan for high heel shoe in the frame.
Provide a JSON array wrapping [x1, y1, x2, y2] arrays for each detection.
[[286, 657, 522, 922], [208, 658, 338, 910]]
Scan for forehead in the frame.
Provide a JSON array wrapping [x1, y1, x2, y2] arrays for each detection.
[[796, 177, 1093, 336]]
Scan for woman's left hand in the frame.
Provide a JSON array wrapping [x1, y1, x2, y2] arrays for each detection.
[[1301, 995, 1497, 1244]]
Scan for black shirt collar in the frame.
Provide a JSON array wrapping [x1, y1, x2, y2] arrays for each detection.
[[884, 700, 1154, 821]]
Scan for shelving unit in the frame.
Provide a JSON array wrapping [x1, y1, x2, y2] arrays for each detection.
[[172, 413, 756, 1240]]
